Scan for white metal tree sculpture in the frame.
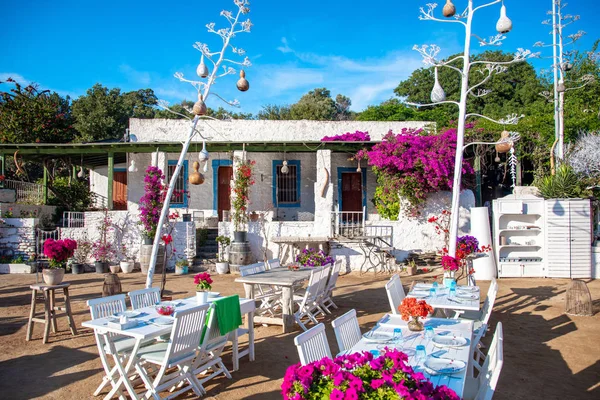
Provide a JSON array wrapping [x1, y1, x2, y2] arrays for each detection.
[[411, 1, 537, 259], [534, 0, 595, 161], [145, 0, 252, 288]]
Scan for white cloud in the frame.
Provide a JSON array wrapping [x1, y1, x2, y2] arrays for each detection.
[[119, 64, 151, 85], [258, 66, 325, 95], [277, 37, 293, 54]]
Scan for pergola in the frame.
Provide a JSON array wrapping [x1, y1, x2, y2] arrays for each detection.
[[0, 141, 373, 209]]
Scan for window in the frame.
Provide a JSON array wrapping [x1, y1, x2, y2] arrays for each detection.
[[166, 160, 188, 207], [272, 160, 301, 207]]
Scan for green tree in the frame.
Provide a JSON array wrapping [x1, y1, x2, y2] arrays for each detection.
[[289, 88, 338, 120], [0, 78, 76, 144], [72, 84, 158, 141], [257, 104, 292, 120]]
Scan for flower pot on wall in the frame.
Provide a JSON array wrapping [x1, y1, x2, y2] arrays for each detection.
[[95, 261, 109, 274], [42, 269, 65, 285], [233, 231, 247, 243], [71, 263, 85, 274]]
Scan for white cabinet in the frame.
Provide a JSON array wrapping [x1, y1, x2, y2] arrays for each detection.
[[545, 199, 592, 279]]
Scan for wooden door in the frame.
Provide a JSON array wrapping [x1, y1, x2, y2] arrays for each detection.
[[218, 166, 233, 221], [113, 171, 127, 210], [341, 172, 363, 217]]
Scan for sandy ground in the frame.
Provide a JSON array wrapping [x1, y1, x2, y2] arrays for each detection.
[[0, 271, 599, 400]]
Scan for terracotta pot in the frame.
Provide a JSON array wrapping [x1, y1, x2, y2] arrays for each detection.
[[42, 268, 65, 285], [109, 264, 120, 274]]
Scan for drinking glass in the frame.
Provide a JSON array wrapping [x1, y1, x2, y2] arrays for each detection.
[[429, 287, 436, 298], [425, 326, 435, 340], [432, 281, 439, 295], [393, 328, 403, 349], [369, 349, 380, 357], [416, 345, 426, 362], [449, 286, 456, 298]]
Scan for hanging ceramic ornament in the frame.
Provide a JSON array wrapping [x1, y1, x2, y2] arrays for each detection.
[[494, 150, 501, 163], [198, 140, 209, 162], [189, 161, 205, 185], [196, 54, 209, 78], [557, 82, 566, 93], [495, 130, 512, 153], [496, 3, 512, 34], [442, 0, 456, 18], [77, 167, 85, 179], [562, 62, 573, 72], [236, 70, 250, 92], [430, 67, 446, 103], [193, 93, 207, 116]]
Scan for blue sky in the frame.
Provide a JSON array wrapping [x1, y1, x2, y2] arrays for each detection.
[[1, 0, 599, 114]]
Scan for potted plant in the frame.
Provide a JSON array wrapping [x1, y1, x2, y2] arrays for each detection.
[[231, 158, 256, 242], [405, 259, 418, 276], [92, 242, 115, 274], [175, 258, 188, 275], [194, 272, 213, 304], [119, 245, 136, 274], [109, 264, 120, 274], [71, 240, 92, 274], [295, 248, 335, 268], [399, 297, 433, 332], [42, 238, 77, 285], [215, 235, 231, 274]]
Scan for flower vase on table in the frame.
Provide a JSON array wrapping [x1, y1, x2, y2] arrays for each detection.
[[408, 316, 424, 332], [441, 255, 460, 287], [399, 297, 433, 332], [194, 272, 213, 304], [443, 271, 456, 288]]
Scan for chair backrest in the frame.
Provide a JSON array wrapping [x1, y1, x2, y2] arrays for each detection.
[[298, 267, 324, 309], [480, 279, 498, 325], [315, 264, 332, 298], [267, 258, 282, 269], [87, 294, 127, 320], [200, 304, 229, 355], [331, 309, 361, 353], [475, 322, 504, 400], [385, 274, 405, 315], [294, 323, 332, 365], [239, 262, 266, 277], [164, 304, 210, 364], [128, 287, 161, 310], [325, 259, 342, 297]]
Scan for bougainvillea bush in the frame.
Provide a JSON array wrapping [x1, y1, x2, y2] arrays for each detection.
[[295, 248, 335, 267], [139, 166, 165, 240], [357, 128, 473, 218], [43, 238, 77, 268], [282, 349, 458, 400], [232, 159, 256, 231], [321, 131, 371, 142]]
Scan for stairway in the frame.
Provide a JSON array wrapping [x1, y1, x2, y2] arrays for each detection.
[[193, 228, 218, 271]]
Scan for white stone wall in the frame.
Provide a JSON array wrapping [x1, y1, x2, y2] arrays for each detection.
[[0, 204, 57, 221], [129, 119, 434, 143], [0, 218, 38, 260]]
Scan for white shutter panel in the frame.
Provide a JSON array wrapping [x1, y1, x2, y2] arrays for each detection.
[[545, 200, 571, 278]]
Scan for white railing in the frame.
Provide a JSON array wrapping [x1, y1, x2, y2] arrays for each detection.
[[3, 179, 43, 204], [333, 206, 366, 238], [364, 225, 394, 248], [91, 193, 107, 209], [36, 228, 61, 261], [63, 212, 85, 228]]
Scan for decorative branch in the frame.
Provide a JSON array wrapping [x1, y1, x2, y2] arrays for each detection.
[[465, 113, 524, 125], [473, 33, 506, 47], [419, 3, 467, 26], [406, 100, 460, 108], [472, 0, 502, 14]]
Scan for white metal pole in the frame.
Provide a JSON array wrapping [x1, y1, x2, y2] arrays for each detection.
[[556, 0, 565, 160], [448, 1, 474, 258], [552, 0, 560, 158]]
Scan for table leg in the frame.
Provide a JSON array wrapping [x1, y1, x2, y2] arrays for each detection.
[[50, 289, 57, 333], [63, 287, 77, 336], [281, 286, 294, 333], [231, 330, 240, 371], [243, 283, 254, 300], [42, 291, 51, 344], [248, 311, 255, 362], [26, 289, 37, 341]]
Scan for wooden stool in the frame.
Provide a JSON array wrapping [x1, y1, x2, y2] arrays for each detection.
[[26, 282, 77, 344]]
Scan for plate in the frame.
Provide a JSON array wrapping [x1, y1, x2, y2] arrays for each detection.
[[432, 334, 468, 348], [153, 316, 174, 326], [208, 292, 221, 298], [410, 293, 429, 299], [424, 357, 466, 375], [362, 330, 394, 343], [414, 283, 433, 289], [114, 310, 141, 318], [456, 293, 478, 300], [457, 286, 479, 292]]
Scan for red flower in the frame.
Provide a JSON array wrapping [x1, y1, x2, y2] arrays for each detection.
[[161, 234, 173, 245], [398, 297, 433, 321]]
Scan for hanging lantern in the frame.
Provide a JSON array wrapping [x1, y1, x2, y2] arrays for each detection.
[[562, 62, 573, 72], [442, 0, 456, 18], [430, 67, 446, 103], [280, 160, 289, 174], [77, 166, 85, 179], [193, 93, 207, 116], [198, 140, 209, 162], [196, 54, 209, 78], [236, 70, 250, 92], [496, 3, 513, 34], [189, 161, 205, 185], [495, 130, 512, 153], [128, 159, 138, 172]]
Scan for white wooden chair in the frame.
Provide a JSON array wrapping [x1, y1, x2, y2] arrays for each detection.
[[313, 264, 332, 317], [385, 274, 405, 315], [192, 304, 233, 385], [331, 309, 361, 353], [266, 258, 283, 269], [128, 287, 161, 310], [458, 279, 498, 337], [320, 259, 342, 313], [240, 262, 281, 317], [86, 294, 130, 397], [294, 323, 332, 365], [293, 267, 327, 331], [464, 322, 504, 400], [133, 304, 210, 399]]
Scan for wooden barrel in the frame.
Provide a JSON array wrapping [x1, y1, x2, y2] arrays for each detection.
[[140, 244, 165, 274], [229, 241, 253, 274], [102, 273, 122, 297]]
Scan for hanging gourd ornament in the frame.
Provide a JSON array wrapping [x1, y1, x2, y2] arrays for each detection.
[[443, 0, 456, 18], [193, 93, 207, 116], [189, 161, 205, 185], [495, 130, 512, 153], [196, 54, 209, 78], [430, 67, 446, 103], [496, 3, 513, 34], [236, 70, 250, 92]]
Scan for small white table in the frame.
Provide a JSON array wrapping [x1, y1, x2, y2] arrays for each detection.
[[348, 314, 474, 398], [82, 296, 255, 400], [407, 284, 480, 316]]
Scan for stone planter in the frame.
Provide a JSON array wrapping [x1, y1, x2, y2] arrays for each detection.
[[216, 262, 229, 274], [95, 261, 109, 274], [109, 264, 120, 274], [139, 245, 165, 274], [120, 261, 135, 274], [71, 263, 85, 274], [42, 268, 65, 285], [0, 263, 35, 274]]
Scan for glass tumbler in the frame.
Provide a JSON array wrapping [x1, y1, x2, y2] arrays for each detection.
[[416, 345, 427, 362]]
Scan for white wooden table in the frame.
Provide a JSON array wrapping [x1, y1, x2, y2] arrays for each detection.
[[82, 296, 255, 400], [348, 314, 474, 398], [407, 284, 480, 315], [235, 268, 313, 333]]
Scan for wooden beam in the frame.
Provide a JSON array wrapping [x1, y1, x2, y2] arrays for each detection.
[[42, 165, 48, 205], [107, 152, 114, 210]]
